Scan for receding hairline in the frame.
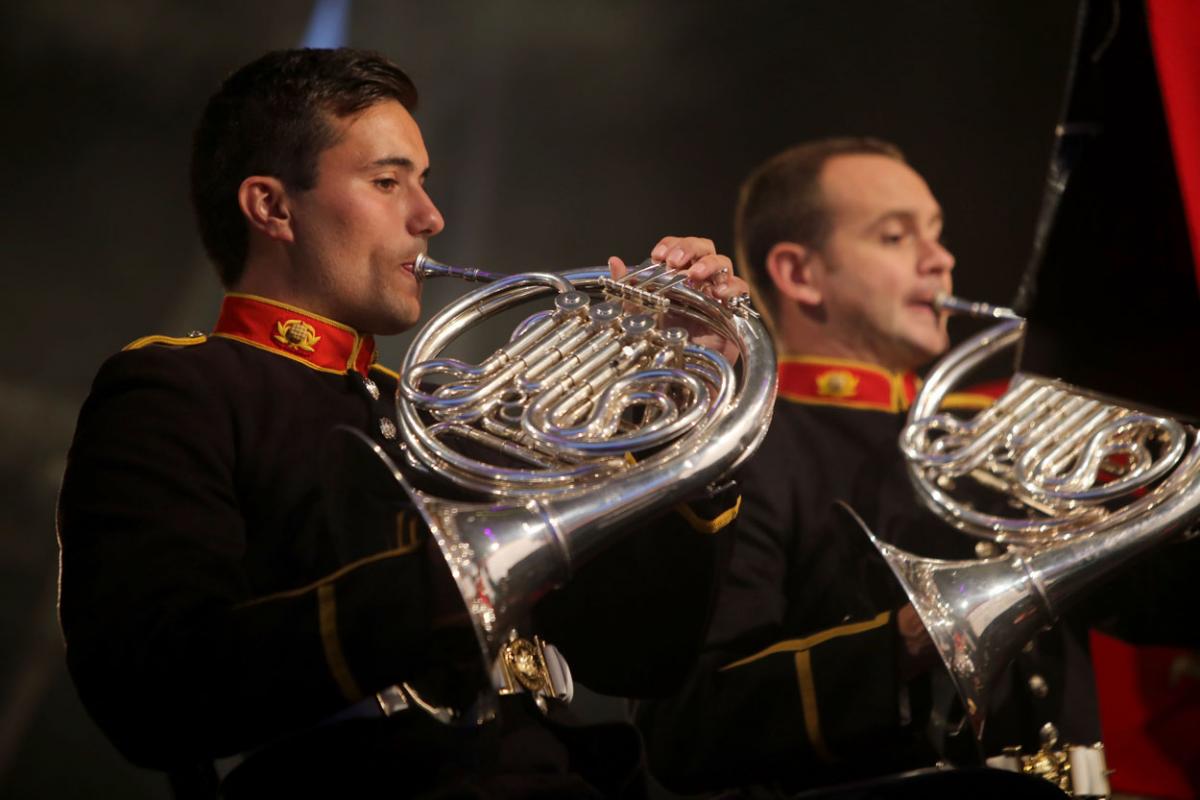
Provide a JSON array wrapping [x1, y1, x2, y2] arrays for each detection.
[[815, 152, 943, 234], [732, 135, 908, 334]]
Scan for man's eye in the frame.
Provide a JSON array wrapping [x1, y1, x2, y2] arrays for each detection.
[[373, 178, 398, 191], [881, 232, 906, 245]]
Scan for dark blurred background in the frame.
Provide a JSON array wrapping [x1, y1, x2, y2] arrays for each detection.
[[0, 1, 1080, 795]]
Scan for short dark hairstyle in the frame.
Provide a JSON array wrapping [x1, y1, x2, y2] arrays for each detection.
[[190, 48, 418, 287], [734, 137, 905, 333]]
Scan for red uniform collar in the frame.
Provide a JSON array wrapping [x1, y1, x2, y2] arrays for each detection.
[[212, 293, 377, 376], [777, 356, 919, 413]]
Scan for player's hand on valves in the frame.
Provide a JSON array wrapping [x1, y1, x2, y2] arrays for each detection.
[[607, 236, 748, 363]]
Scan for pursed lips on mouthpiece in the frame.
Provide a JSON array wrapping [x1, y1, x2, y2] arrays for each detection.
[[907, 296, 942, 317]]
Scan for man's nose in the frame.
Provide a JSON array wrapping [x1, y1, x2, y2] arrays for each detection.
[[919, 238, 955, 275], [409, 190, 445, 237]]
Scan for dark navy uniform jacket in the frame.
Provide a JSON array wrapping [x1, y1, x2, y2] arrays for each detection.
[[636, 356, 1199, 797], [58, 293, 738, 798]]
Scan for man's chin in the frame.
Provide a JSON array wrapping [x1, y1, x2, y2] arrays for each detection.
[[382, 315, 421, 336], [363, 304, 421, 337], [898, 335, 949, 371]]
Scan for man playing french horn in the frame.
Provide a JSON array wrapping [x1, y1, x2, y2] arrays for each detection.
[[56, 47, 758, 798], [637, 137, 1200, 798]]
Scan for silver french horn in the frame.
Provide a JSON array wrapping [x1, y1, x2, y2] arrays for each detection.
[[861, 295, 1200, 742], [356, 253, 776, 723]]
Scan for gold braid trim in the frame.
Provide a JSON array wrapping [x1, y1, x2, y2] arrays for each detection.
[[236, 536, 418, 608], [674, 495, 743, 534], [720, 610, 892, 670], [795, 649, 836, 763], [318, 584, 364, 703], [122, 334, 207, 351]]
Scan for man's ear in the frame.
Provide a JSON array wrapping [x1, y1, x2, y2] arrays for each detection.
[[766, 241, 822, 307], [237, 175, 294, 243]]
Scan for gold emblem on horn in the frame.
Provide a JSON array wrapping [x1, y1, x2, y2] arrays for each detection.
[[502, 637, 550, 693]]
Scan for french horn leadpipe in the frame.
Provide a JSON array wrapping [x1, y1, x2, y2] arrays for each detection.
[[861, 294, 1200, 740], [933, 292, 1023, 321], [414, 253, 504, 283], [360, 251, 777, 724]]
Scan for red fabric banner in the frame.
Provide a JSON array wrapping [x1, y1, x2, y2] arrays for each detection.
[[1147, 0, 1200, 294]]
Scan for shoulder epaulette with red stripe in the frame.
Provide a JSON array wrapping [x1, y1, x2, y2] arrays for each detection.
[[211, 293, 377, 376], [777, 356, 919, 413]]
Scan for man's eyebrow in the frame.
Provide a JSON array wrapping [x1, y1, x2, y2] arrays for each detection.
[[366, 156, 431, 181], [364, 154, 432, 175], [866, 208, 943, 228], [366, 156, 424, 171], [368, 156, 412, 169]]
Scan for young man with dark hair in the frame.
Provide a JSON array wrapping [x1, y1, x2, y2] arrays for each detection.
[[190, 48, 422, 290], [637, 138, 1121, 795], [58, 47, 746, 798]]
